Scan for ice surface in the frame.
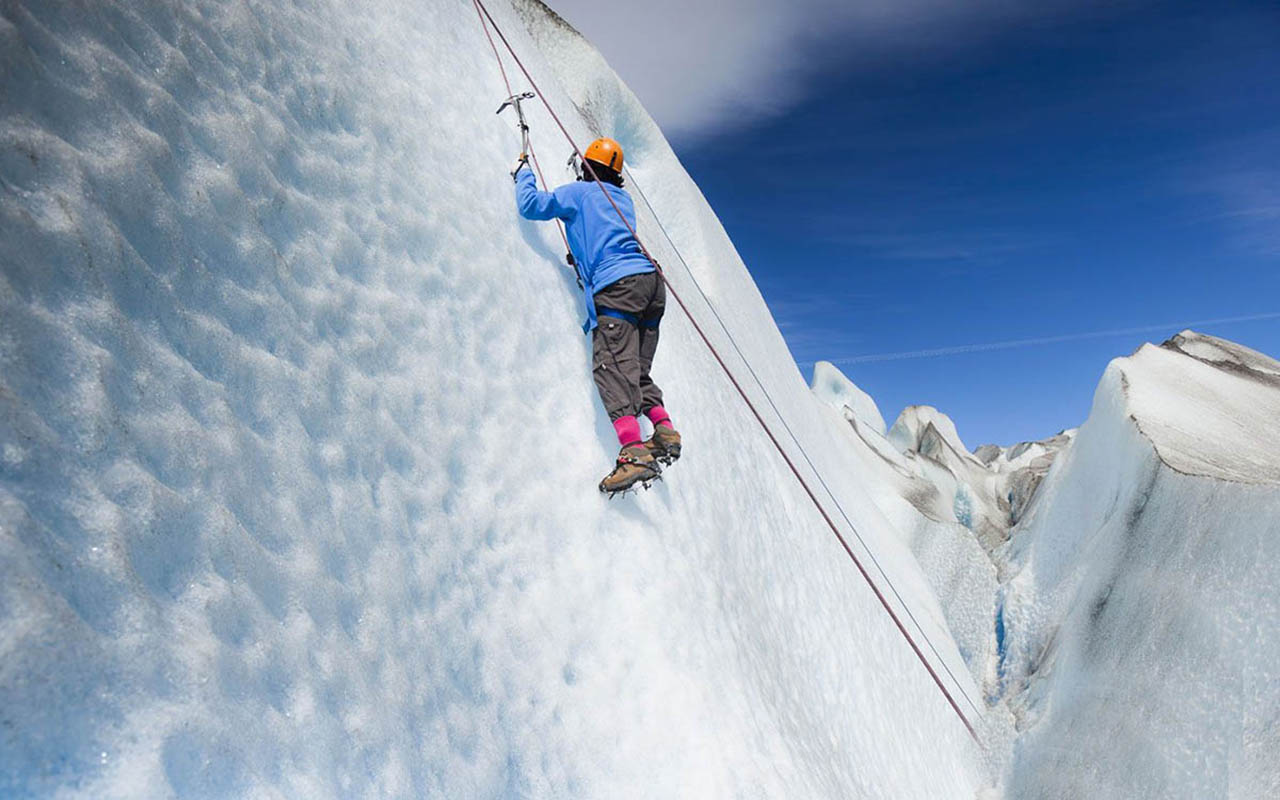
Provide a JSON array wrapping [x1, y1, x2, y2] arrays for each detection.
[[998, 333, 1280, 798], [804, 343, 1280, 799], [872, 397, 1070, 555], [0, 0, 983, 796], [1126, 332, 1280, 484], [807, 370, 1004, 712], [810, 361, 887, 436], [887, 405, 974, 462]]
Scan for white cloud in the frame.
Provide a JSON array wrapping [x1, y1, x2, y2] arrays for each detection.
[[544, 0, 1098, 141]]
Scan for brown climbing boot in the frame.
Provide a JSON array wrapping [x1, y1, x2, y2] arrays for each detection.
[[644, 424, 682, 465], [599, 444, 660, 495]]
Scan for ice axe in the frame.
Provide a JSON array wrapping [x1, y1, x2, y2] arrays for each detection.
[[496, 90, 535, 118], [497, 91, 535, 165]]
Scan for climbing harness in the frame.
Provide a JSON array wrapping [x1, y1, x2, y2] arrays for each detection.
[[470, 0, 981, 745], [597, 307, 661, 329]]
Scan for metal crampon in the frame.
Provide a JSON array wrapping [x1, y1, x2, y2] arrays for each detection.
[[602, 472, 663, 500], [598, 444, 662, 497]]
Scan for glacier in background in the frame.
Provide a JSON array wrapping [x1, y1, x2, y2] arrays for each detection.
[[2, 0, 1277, 797], [812, 330, 1280, 799]]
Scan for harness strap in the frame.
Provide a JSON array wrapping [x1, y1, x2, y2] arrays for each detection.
[[598, 307, 661, 329]]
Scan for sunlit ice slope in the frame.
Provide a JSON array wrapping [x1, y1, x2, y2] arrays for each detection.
[[999, 332, 1280, 798], [0, 0, 984, 796]]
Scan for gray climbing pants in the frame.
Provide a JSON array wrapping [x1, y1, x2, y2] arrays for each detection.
[[591, 271, 665, 421]]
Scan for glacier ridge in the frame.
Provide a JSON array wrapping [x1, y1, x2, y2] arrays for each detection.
[[812, 331, 1280, 798]]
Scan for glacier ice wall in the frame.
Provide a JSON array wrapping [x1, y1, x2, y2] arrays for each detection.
[[810, 336, 1279, 798], [0, 0, 983, 796], [999, 333, 1280, 798]]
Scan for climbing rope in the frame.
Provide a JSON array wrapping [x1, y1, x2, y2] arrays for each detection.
[[622, 171, 985, 721], [470, 0, 980, 744]]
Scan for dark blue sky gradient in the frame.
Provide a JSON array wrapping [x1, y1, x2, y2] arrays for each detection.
[[675, 0, 1279, 446]]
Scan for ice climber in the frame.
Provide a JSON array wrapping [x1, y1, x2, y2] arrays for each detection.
[[514, 137, 682, 494]]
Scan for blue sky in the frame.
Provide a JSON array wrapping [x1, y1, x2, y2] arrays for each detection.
[[552, 0, 1279, 446]]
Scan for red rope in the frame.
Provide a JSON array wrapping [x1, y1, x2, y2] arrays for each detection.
[[471, 0, 980, 745]]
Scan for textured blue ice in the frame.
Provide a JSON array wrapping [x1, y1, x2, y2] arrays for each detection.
[[0, 0, 983, 796]]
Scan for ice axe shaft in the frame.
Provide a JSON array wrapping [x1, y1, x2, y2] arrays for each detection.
[[497, 91, 535, 156]]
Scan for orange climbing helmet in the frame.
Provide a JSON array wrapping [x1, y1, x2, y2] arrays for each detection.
[[583, 137, 623, 173]]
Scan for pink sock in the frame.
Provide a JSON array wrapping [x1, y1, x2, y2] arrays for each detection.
[[613, 415, 642, 447], [646, 406, 673, 429]]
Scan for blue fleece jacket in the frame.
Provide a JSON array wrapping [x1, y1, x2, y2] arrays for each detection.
[[515, 167, 655, 331]]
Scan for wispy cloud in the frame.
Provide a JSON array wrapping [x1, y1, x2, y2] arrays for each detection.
[[762, 290, 878, 356], [816, 229, 1056, 265], [805, 311, 1280, 366], [1174, 128, 1280, 255], [546, 0, 1110, 141], [1206, 168, 1280, 255]]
